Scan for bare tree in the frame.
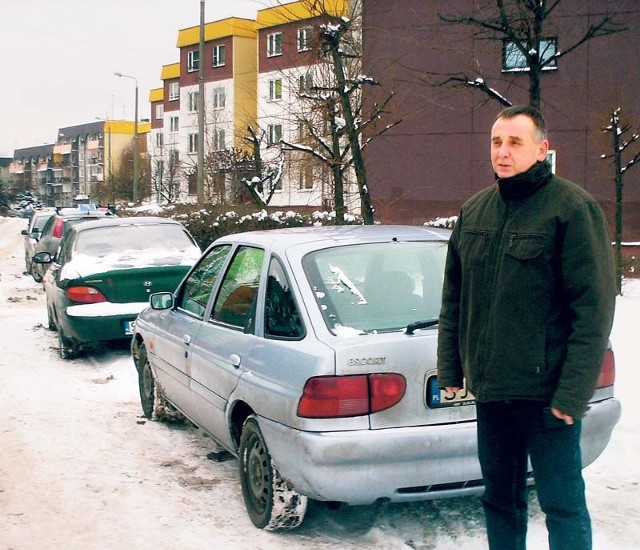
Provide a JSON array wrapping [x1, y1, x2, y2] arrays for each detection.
[[436, 0, 626, 108], [601, 107, 640, 294], [272, 0, 399, 224]]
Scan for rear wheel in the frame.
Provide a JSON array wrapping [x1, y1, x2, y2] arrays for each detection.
[[58, 328, 79, 359], [239, 415, 307, 530]]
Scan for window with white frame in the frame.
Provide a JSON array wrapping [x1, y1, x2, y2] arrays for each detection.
[[213, 129, 225, 151], [503, 38, 558, 71], [212, 44, 226, 67], [188, 133, 198, 154], [155, 132, 164, 147], [546, 150, 556, 173], [212, 87, 226, 109], [187, 50, 200, 72], [169, 149, 179, 166], [269, 79, 283, 101], [170, 116, 179, 133], [297, 27, 313, 52], [169, 82, 179, 101], [267, 124, 282, 145], [299, 164, 313, 190], [267, 32, 282, 57], [155, 104, 164, 120], [188, 91, 199, 112]]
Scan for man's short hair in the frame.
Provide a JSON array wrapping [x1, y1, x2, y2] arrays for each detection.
[[497, 105, 548, 142]]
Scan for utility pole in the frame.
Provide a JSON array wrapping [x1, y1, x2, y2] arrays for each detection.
[[114, 72, 140, 202], [197, 0, 205, 205]]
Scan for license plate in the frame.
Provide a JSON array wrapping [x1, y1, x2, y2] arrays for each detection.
[[427, 376, 475, 408], [123, 320, 136, 335]]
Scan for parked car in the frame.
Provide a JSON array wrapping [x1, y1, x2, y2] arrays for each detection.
[[34, 216, 201, 359], [30, 209, 115, 282], [20, 209, 56, 275], [130, 225, 621, 530]]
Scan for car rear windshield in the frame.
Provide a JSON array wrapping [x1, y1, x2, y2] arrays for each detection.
[[74, 224, 195, 257], [302, 240, 448, 335]]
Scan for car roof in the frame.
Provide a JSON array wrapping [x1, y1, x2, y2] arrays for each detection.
[[212, 224, 451, 251], [69, 216, 182, 233]]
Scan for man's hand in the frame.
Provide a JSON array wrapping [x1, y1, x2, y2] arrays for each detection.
[[550, 407, 574, 425], [445, 386, 461, 394]]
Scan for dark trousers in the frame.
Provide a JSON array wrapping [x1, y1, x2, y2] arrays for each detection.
[[476, 400, 591, 550]]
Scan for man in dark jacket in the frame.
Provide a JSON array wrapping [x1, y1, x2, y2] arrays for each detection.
[[437, 105, 616, 550]]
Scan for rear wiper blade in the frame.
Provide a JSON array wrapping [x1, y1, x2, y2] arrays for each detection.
[[406, 318, 439, 335]]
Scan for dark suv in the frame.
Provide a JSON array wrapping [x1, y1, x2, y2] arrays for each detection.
[[31, 209, 115, 282]]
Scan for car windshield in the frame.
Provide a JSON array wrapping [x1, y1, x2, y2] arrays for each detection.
[[74, 224, 195, 257], [302, 240, 448, 335]]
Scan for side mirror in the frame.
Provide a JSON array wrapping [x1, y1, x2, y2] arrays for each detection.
[[21, 229, 28, 236], [32, 251, 53, 264], [150, 292, 174, 310]]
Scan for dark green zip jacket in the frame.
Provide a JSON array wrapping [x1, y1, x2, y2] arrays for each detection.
[[437, 161, 616, 418]]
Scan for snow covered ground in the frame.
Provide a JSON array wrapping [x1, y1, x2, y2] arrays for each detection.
[[1, 215, 638, 550]]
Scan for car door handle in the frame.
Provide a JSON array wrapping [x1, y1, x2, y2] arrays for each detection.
[[229, 354, 241, 368], [183, 334, 192, 345]]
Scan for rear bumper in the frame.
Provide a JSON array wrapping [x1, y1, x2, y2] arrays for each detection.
[[259, 397, 621, 505], [60, 302, 148, 343]]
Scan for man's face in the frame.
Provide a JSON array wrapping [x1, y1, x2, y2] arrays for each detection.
[[491, 114, 549, 178]]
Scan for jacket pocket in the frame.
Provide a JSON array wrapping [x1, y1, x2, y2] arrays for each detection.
[[505, 233, 547, 261]]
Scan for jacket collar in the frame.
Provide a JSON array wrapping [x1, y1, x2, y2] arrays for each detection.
[[496, 161, 553, 201]]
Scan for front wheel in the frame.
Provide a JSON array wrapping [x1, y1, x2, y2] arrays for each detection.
[[137, 344, 183, 422], [239, 416, 307, 530]]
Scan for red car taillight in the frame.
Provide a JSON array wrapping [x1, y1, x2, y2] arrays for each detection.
[[65, 286, 108, 304], [297, 374, 406, 418], [595, 347, 616, 389], [52, 219, 64, 239]]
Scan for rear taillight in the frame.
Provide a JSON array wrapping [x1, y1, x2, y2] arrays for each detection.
[[65, 286, 108, 304], [52, 219, 64, 238], [297, 374, 406, 418], [596, 347, 615, 389]]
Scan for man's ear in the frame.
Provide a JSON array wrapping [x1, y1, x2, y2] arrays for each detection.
[[537, 139, 550, 161]]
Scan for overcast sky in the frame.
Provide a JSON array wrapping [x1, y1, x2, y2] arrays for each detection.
[[0, 0, 278, 156]]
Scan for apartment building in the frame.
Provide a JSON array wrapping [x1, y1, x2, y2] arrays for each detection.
[[10, 120, 150, 207], [361, 0, 640, 238], [150, 18, 258, 203]]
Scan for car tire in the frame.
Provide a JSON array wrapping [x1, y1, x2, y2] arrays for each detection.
[[239, 415, 307, 530], [47, 303, 58, 331], [138, 344, 183, 422], [58, 328, 79, 360]]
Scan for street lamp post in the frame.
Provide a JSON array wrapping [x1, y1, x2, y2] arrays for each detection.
[[114, 71, 139, 203]]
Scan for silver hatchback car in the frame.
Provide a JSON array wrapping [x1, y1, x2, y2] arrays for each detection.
[[131, 225, 620, 530]]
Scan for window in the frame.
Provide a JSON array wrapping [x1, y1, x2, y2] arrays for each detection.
[[188, 133, 198, 154], [299, 164, 313, 190], [169, 149, 180, 166], [169, 82, 179, 101], [212, 44, 226, 67], [267, 32, 282, 57], [267, 124, 282, 145], [299, 73, 313, 93], [155, 104, 164, 120], [212, 87, 226, 109], [188, 91, 199, 112], [170, 116, 179, 133], [187, 50, 200, 72], [297, 27, 313, 52], [546, 150, 556, 173], [155, 132, 164, 147], [269, 79, 283, 101], [213, 129, 225, 151], [264, 257, 305, 339], [211, 246, 265, 331], [177, 245, 232, 318], [503, 38, 558, 71]]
